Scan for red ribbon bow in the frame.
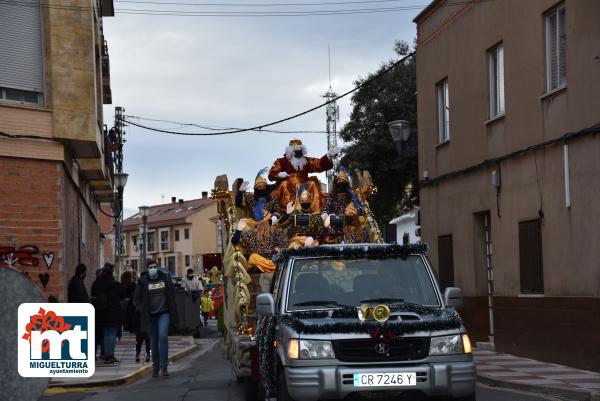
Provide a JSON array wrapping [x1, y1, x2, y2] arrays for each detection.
[[370, 328, 397, 344], [22, 308, 72, 353]]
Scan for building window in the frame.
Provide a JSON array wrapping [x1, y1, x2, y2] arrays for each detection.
[[184, 228, 190, 240], [437, 234, 454, 290], [185, 255, 190, 267], [488, 43, 505, 118], [160, 231, 170, 251], [0, 4, 44, 105], [519, 219, 544, 294], [546, 4, 566, 91], [167, 256, 176, 274], [130, 259, 138, 272], [147, 232, 155, 252], [175, 229, 180, 241], [157, 257, 162, 266], [436, 78, 450, 143]]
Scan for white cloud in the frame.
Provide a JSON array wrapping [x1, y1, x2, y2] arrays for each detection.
[[102, 7, 419, 210]]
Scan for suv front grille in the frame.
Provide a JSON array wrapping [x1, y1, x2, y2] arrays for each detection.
[[333, 337, 430, 362]]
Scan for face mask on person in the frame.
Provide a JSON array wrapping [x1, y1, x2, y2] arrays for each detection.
[[294, 150, 304, 158], [187, 274, 193, 279], [148, 267, 158, 279], [300, 202, 311, 211], [254, 188, 268, 199], [335, 182, 348, 193]]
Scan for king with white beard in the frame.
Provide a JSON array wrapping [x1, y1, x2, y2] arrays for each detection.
[[268, 139, 340, 213]]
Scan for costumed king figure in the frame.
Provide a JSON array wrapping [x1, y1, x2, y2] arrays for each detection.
[[278, 184, 324, 248], [322, 167, 369, 244], [268, 139, 340, 213], [236, 167, 281, 219], [231, 198, 288, 276]]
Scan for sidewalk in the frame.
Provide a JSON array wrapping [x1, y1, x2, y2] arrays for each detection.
[[474, 349, 600, 400], [46, 333, 204, 391]]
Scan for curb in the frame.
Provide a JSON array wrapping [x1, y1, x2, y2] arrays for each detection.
[[477, 374, 593, 401], [44, 339, 219, 394]]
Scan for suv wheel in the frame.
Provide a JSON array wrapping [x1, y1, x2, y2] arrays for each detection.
[[454, 393, 476, 401], [277, 369, 295, 401]]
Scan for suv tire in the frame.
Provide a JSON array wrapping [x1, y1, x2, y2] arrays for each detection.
[[277, 369, 295, 401], [454, 393, 476, 401]]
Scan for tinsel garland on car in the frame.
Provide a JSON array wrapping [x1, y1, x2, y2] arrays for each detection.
[[272, 242, 429, 265], [256, 303, 462, 397], [279, 304, 462, 335], [256, 315, 278, 398]]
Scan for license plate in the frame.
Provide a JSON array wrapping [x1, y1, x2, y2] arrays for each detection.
[[353, 373, 416, 387]]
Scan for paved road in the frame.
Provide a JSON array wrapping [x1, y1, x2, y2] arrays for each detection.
[[41, 322, 573, 401]]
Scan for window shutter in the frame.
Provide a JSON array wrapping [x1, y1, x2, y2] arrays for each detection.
[[558, 8, 567, 86], [0, 1, 43, 92], [548, 13, 558, 89]]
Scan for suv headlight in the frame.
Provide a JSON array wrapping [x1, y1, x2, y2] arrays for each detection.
[[429, 335, 464, 355], [287, 339, 335, 360]]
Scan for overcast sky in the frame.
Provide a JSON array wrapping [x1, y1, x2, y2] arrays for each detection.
[[101, 1, 422, 217]]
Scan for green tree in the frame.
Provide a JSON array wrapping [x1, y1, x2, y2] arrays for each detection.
[[340, 40, 417, 225]]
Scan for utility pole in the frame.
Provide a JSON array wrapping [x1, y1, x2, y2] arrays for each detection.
[[113, 106, 127, 277], [323, 46, 339, 191]]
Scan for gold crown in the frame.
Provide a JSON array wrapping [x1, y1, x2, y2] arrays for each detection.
[[289, 139, 303, 146], [254, 176, 267, 189], [336, 170, 349, 183]]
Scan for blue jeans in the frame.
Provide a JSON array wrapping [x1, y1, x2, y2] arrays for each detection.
[[103, 326, 119, 358], [149, 313, 170, 368]]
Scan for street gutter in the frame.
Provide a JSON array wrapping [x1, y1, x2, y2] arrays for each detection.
[[44, 339, 219, 394]]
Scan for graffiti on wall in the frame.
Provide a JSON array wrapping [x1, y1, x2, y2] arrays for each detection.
[[0, 245, 55, 288]]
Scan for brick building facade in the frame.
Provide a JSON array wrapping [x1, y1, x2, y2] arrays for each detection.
[[0, 1, 116, 300]]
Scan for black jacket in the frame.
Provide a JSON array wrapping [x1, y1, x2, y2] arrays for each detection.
[[91, 275, 125, 328], [134, 271, 179, 336], [68, 275, 90, 303]]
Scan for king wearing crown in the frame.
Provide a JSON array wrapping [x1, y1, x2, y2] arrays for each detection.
[[268, 139, 340, 213]]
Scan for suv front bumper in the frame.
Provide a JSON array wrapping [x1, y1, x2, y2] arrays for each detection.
[[285, 361, 476, 401]]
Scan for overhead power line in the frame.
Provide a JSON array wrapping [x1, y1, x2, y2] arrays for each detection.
[[121, 51, 415, 136], [125, 116, 328, 134], [115, 0, 424, 7], [0, 0, 487, 17]]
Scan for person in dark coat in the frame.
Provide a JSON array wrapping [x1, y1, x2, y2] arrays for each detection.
[[122, 270, 150, 363], [134, 260, 179, 377], [91, 267, 124, 364], [91, 268, 105, 359], [68, 264, 90, 303]]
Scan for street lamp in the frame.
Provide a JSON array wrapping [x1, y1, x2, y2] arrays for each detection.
[[113, 172, 128, 277], [138, 205, 151, 271], [388, 120, 412, 157]]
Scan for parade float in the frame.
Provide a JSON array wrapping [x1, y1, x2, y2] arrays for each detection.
[[210, 139, 384, 396]]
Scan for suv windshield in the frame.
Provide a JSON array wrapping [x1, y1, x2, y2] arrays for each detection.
[[287, 256, 439, 311]]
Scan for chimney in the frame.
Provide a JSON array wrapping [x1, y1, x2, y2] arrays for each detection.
[[202, 191, 208, 199], [171, 196, 176, 203], [178, 199, 184, 204]]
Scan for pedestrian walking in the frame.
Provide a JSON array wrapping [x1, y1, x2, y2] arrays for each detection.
[[67, 263, 90, 303], [180, 268, 203, 292], [91, 266, 125, 364], [91, 268, 105, 360], [134, 260, 179, 377], [200, 291, 213, 326], [121, 270, 150, 363]]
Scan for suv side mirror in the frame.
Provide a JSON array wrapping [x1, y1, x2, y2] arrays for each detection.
[[444, 287, 463, 308], [256, 293, 275, 315]]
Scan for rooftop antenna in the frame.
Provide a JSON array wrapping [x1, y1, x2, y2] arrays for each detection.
[[323, 45, 339, 191]]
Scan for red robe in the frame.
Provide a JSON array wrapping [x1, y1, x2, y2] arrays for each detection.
[[268, 154, 333, 182], [268, 154, 333, 213]]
